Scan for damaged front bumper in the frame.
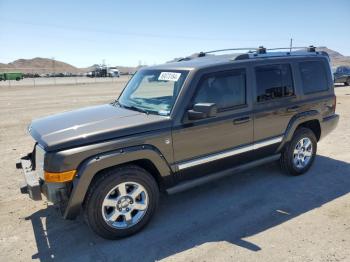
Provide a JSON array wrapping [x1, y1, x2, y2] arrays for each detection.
[[17, 150, 71, 207], [17, 156, 42, 201]]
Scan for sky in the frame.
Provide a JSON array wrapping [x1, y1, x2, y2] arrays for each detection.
[[0, 0, 349, 67]]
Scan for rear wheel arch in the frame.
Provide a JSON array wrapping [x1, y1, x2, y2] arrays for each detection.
[[296, 120, 321, 141], [280, 127, 317, 175], [346, 78, 350, 86], [278, 111, 321, 152]]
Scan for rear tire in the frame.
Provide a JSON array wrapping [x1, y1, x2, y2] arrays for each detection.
[[84, 165, 159, 239], [280, 127, 317, 176]]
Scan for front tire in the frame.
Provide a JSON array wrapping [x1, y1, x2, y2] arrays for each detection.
[[84, 165, 159, 239], [280, 127, 317, 176]]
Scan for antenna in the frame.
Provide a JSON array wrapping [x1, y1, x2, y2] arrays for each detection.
[[290, 38, 293, 53]]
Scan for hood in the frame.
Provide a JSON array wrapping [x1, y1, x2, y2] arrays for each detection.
[[29, 104, 170, 151]]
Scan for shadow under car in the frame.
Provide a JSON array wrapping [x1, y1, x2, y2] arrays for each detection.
[[26, 155, 350, 262]]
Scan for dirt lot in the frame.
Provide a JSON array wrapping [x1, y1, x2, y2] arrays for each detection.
[[0, 79, 349, 262]]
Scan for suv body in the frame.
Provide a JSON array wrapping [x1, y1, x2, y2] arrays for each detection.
[[334, 66, 350, 85], [18, 47, 339, 239]]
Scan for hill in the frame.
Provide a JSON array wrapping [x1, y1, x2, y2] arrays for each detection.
[[317, 47, 350, 67], [0, 57, 78, 74], [0, 58, 137, 74]]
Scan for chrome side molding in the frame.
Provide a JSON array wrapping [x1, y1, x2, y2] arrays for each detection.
[[168, 154, 281, 194], [177, 135, 283, 170]]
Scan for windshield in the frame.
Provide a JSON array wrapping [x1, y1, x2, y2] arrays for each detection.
[[118, 69, 189, 116]]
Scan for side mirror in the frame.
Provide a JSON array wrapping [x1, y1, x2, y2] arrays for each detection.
[[188, 103, 217, 120]]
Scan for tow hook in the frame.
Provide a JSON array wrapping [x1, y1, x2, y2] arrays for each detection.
[[20, 184, 28, 194], [16, 162, 22, 169]]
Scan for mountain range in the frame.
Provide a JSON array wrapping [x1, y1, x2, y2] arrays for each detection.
[[0, 47, 349, 74], [0, 58, 136, 74]]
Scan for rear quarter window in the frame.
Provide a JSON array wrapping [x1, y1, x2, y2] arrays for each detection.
[[299, 61, 329, 94]]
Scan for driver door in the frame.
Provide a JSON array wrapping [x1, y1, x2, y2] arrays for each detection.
[[171, 68, 254, 180]]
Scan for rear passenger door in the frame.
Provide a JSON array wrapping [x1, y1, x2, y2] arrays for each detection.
[[253, 63, 297, 154]]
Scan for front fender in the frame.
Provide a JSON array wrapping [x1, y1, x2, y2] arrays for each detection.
[[63, 145, 172, 219], [277, 110, 322, 152]]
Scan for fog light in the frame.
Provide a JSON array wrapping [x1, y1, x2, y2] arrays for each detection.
[[44, 170, 77, 183]]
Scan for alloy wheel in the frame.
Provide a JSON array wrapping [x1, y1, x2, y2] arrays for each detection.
[[293, 137, 313, 169], [101, 182, 149, 229]]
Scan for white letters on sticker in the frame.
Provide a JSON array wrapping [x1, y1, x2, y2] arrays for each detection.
[[158, 72, 181, 82]]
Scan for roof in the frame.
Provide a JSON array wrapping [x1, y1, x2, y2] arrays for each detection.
[[146, 48, 330, 71], [147, 54, 244, 71]]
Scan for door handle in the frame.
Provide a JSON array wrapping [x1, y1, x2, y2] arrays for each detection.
[[286, 105, 300, 112], [233, 116, 251, 125]]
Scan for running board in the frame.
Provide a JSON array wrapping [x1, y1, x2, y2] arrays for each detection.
[[166, 154, 281, 195]]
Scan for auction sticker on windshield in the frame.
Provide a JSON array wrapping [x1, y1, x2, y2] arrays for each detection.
[[158, 72, 181, 82]]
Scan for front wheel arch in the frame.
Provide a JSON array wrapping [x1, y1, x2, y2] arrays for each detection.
[[63, 146, 172, 219], [87, 159, 165, 196], [83, 164, 159, 239]]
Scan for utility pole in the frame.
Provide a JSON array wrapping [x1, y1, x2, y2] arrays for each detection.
[[289, 38, 293, 53], [102, 59, 106, 78], [52, 57, 56, 85], [33, 68, 36, 88]]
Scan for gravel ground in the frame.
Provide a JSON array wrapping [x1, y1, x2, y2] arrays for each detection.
[[0, 80, 349, 262]]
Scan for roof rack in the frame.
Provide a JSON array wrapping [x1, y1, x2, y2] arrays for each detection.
[[202, 45, 317, 56], [176, 48, 257, 61], [235, 46, 325, 60], [175, 45, 324, 63]]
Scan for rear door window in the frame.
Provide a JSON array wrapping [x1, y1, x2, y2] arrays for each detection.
[[299, 61, 329, 94], [255, 64, 294, 102]]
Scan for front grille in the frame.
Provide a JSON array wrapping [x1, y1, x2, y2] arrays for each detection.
[[35, 144, 45, 179]]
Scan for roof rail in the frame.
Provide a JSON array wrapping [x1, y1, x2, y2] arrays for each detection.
[[201, 45, 318, 56], [204, 47, 257, 54], [175, 45, 321, 62], [266, 46, 312, 51]]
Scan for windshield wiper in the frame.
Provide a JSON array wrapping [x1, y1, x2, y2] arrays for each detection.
[[111, 100, 119, 107], [114, 100, 159, 115], [120, 103, 150, 114]]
